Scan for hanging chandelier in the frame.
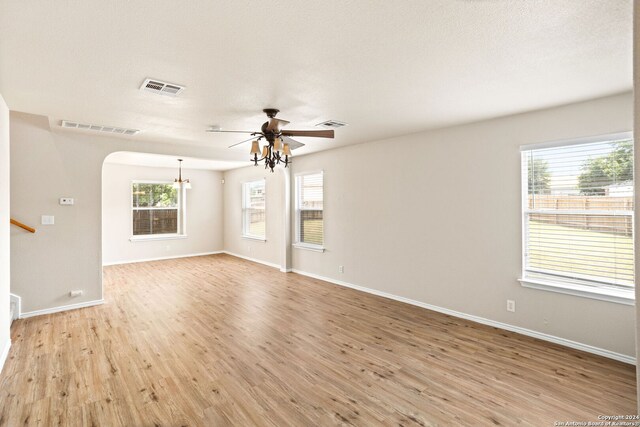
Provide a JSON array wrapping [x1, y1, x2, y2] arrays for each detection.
[[250, 135, 292, 172], [173, 159, 191, 189], [206, 108, 336, 173]]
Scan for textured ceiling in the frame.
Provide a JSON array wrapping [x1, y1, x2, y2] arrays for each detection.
[[105, 152, 244, 171], [0, 0, 632, 156]]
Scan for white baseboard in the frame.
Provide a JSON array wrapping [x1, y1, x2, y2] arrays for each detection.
[[20, 299, 105, 319], [291, 269, 636, 365], [103, 251, 223, 266], [222, 251, 281, 269], [0, 338, 11, 374]]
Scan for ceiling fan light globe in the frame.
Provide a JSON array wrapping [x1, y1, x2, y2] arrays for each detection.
[[273, 138, 282, 152], [249, 140, 260, 155]]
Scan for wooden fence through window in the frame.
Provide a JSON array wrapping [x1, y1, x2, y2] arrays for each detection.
[[528, 195, 633, 237]]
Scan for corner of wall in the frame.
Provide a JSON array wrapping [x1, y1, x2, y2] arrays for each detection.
[[0, 94, 11, 374], [0, 338, 10, 373]]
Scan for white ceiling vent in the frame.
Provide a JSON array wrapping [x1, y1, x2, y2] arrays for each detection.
[[316, 120, 348, 129], [140, 78, 185, 97], [61, 120, 140, 135]]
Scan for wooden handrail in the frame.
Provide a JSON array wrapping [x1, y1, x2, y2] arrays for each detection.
[[10, 218, 36, 233]]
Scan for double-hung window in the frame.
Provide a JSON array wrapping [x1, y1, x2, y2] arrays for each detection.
[[131, 182, 185, 239], [295, 171, 324, 250], [520, 133, 634, 303], [242, 179, 266, 240]]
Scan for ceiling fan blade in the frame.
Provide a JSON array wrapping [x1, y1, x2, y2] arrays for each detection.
[[266, 118, 290, 132], [281, 129, 334, 139], [228, 136, 258, 149], [206, 129, 258, 134], [281, 136, 305, 151]]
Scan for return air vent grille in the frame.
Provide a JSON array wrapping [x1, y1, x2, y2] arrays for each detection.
[[61, 121, 140, 135], [140, 78, 185, 97], [316, 120, 348, 129]]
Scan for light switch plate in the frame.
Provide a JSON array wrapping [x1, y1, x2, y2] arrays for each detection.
[[59, 197, 74, 205], [41, 215, 54, 225]]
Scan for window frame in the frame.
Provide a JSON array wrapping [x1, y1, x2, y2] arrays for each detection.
[[293, 170, 325, 252], [519, 132, 634, 305], [241, 178, 267, 242], [129, 180, 187, 242]]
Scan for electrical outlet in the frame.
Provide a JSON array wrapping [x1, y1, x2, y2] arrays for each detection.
[[41, 215, 54, 225], [59, 197, 74, 205], [69, 290, 83, 298], [506, 299, 516, 312], [338, 265, 344, 273]]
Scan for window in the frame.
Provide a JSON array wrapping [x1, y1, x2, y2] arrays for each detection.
[[242, 179, 266, 240], [520, 134, 634, 303], [295, 171, 324, 249], [131, 182, 184, 238]]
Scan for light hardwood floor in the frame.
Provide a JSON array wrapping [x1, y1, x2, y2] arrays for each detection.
[[0, 254, 635, 426]]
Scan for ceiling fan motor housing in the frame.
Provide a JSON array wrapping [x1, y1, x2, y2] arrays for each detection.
[[262, 109, 280, 142], [261, 121, 272, 138]]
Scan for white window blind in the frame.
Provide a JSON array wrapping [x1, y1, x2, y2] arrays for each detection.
[[295, 172, 324, 247], [242, 180, 266, 239], [131, 182, 181, 236], [521, 137, 634, 291]]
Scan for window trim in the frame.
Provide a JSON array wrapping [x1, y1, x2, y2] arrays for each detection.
[[130, 180, 186, 241], [130, 234, 188, 242], [519, 131, 634, 304], [241, 178, 267, 241], [293, 242, 326, 252], [294, 170, 325, 251], [518, 277, 634, 305]]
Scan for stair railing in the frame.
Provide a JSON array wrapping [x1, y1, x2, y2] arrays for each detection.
[[10, 218, 36, 233]]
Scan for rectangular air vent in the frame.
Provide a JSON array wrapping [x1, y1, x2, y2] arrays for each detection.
[[140, 78, 185, 97], [316, 120, 348, 129], [61, 120, 140, 135]]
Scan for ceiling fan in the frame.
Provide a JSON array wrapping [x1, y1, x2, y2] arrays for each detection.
[[206, 108, 334, 171]]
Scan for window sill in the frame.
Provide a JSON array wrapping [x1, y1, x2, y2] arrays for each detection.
[[519, 277, 634, 306], [130, 234, 187, 242], [293, 243, 325, 253], [242, 235, 266, 242]]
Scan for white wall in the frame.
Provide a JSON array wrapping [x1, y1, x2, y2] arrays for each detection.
[[10, 111, 242, 314], [633, 0, 640, 409], [102, 163, 223, 265], [225, 92, 636, 359], [222, 167, 285, 267], [0, 95, 11, 370]]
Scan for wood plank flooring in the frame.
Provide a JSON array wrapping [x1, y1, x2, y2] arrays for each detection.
[[0, 254, 636, 426]]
